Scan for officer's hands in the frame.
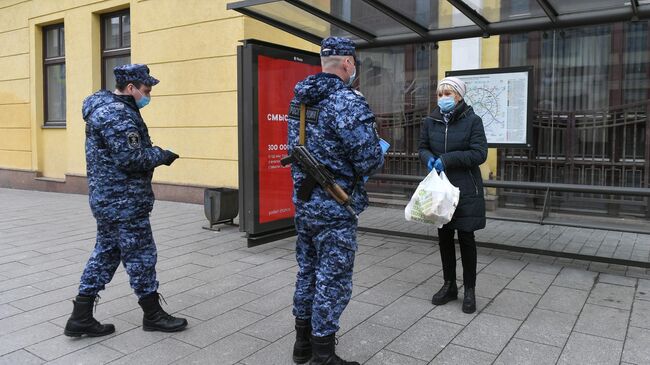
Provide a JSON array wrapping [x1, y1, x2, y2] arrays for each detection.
[[433, 158, 445, 173], [427, 157, 437, 172], [162, 150, 179, 166]]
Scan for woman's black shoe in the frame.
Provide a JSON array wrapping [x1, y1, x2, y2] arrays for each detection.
[[462, 287, 476, 314], [431, 281, 458, 305]]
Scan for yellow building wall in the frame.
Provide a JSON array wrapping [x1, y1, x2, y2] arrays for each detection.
[[481, 35, 500, 181], [132, 0, 316, 188], [0, 0, 315, 188], [0, 0, 31, 171]]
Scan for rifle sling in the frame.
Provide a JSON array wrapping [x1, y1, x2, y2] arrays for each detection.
[[299, 104, 306, 146], [296, 103, 357, 202]]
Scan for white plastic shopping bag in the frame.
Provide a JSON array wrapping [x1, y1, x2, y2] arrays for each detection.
[[404, 171, 460, 227]]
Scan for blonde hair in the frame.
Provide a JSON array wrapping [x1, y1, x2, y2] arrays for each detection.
[[436, 82, 459, 97]]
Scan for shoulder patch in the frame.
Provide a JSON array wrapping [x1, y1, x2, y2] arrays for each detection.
[[288, 103, 300, 119], [127, 131, 141, 149], [288, 103, 320, 124], [358, 112, 375, 124]]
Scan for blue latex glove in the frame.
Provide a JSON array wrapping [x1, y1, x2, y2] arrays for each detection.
[[433, 158, 445, 173], [427, 157, 436, 172]]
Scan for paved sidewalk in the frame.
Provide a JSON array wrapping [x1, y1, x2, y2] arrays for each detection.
[[361, 206, 650, 265], [1, 188, 650, 364]]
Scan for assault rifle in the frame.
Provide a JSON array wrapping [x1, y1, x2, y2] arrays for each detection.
[[281, 145, 358, 220]]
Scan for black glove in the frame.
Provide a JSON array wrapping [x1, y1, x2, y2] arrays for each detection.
[[162, 150, 179, 166]]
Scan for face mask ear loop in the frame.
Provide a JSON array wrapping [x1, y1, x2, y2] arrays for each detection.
[[132, 86, 143, 99]]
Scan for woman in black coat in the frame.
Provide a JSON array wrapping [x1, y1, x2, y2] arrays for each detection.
[[418, 76, 488, 313]]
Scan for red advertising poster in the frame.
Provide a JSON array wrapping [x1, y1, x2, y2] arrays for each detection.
[[257, 55, 321, 224]]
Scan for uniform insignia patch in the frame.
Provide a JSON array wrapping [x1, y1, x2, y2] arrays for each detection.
[[127, 131, 141, 149], [288, 103, 320, 124]]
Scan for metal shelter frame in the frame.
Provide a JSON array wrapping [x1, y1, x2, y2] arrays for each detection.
[[227, 0, 650, 49]]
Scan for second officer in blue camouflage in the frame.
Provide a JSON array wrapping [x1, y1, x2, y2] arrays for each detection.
[[289, 37, 385, 365], [65, 64, 188, 337]]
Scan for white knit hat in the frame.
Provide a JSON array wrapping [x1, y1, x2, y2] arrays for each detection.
[[438, 76, 466, 98]]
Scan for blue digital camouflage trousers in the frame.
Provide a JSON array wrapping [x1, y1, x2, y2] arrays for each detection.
[[78, 216, 159, 299], [293, 215, 357, 337]]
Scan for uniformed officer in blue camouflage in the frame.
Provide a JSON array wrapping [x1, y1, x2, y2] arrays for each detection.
[[65, 64, 188, 337], [288, 37, 385, 365]]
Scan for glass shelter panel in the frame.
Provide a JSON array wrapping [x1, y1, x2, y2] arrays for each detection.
[[347, 20, 650, 221], [359, 44, 437, 178], [376, 0, 475, 29], [248, 2, 358, 40], [498, 21, 650, 217], [548, 0, 629, 14], [465, 0, 546, 22], [299, 0, 413, 37]]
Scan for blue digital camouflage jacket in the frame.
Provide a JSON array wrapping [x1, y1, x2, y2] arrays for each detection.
[[288, 73, 385, 221], [82, 90, 166, 222]]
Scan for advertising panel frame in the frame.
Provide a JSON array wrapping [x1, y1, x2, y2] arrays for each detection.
[[237, 39, 321, 246]]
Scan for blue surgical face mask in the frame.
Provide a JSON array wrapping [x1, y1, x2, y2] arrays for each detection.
[[133, 87, 151, 109], [347, 66, 357, 87], [438, 96, 455, 112], [136, 96, 150, 109]]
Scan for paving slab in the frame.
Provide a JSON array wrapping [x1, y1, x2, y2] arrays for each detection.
[[622, 326, 650, 364], [430, 344, 495, 365], [494, 338, 561, 365], [557, 332, 623, 365], [452, 313, 522, 355], [574, 304, 630, 340], [385, 318, 462, 361]]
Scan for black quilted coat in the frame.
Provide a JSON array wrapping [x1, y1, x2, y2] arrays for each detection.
[[418, 100, 488, 232]]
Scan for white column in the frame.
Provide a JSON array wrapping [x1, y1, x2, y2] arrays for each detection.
[[450, 0, 482, 71]]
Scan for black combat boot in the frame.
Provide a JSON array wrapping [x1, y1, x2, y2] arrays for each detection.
[[293, 318, 311, 364], [431, 281, 458, 305], [462, 287, 476, 314], [64, 295, 115, 337], [138, 292, 188, 332], [310, 333, 359, 365]]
